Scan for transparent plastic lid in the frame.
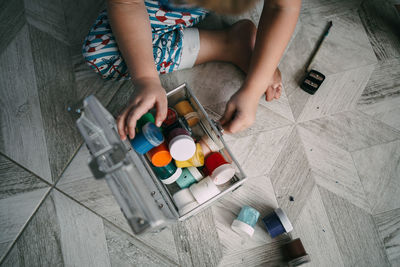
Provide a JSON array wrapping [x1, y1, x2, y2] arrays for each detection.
[[76, 96, 177, 235]]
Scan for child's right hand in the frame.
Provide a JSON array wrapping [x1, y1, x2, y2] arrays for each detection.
[[117, 77, 167, 140]]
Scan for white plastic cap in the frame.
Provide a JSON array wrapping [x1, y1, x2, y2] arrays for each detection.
[[169, 135, 196, 161], [187, 167, 203, 181], [211, 164, 235, 185], [189, 176, 220, 204], [161, 167, 182, 185], [173, 188, 198, 214], [178, 201, 199, 215], [275, 208, 293, 233], [231, 219, 255, 237]]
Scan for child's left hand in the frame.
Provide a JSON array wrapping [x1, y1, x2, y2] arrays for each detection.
[[219, 88, 259, 134]]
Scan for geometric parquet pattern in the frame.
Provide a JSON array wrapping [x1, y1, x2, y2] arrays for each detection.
[[1, 0, 399, 266]]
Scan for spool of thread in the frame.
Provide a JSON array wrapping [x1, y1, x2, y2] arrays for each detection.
[[204, 152, 235, 185], [162, 107, 178, 128], [283, 238, 311, 267], [175, 143, 204, 168], [152, 161, 182, 184], [174, 100, 199, 127], [231, 206, 260, 237], [136, 112, 155, 132], [200, 134, 221, 156], [168, 128, 196, 161], [176, 167, 203, 189], [130, 122, 164, 154], [173, 188, 199, 215], [189, 176, 220, 204], [146, 142, 172, 167], [262, 208, 293, 238]]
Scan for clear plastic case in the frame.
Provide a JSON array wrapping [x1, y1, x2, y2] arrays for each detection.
[[76, 83, 247, 235]]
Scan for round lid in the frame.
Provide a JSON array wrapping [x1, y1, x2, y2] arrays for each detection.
[[231, 219, 255, 237], [151, 150, 172, 167], [160, 167, 182, 184], [187, 167, 203, 181], [211, 163, 235, 185], [169, 135, 196, 161], [275, 208, 293, 233], [178, 201, 199, 216], [142, 122, 164, 146], [136, 113, 155, 131], [172, 188, 196, 209]]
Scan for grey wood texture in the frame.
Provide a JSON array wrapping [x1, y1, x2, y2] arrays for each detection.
[[29, 24, 82, 183], [0, 153, 49, 258], [0, 24, 52, 182], [319, 186, 390, 266], [374, 208, 400, 265], [1, 0, 400, 265], [172, 208, 223, 267], [359, 0, 400, 60], [357, 57, 400, 131]]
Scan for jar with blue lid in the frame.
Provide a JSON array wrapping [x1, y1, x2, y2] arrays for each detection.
[[130, 122, 164, 154]]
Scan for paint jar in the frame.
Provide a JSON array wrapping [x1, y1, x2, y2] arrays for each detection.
[[262, 208, 293, 238], [146, 142, 172, 167], [189, 176, 220, 204], [199, 134, 221, 157], [152, 161, 183, 184], [283, 238, 311, 267], [168, 128, 196, 161], [173, 188, 199, 215], [176, 167, 203, 189], [163, 116, 191, 136], [130, 122, 164, 154], [231, 206, 260, 237], [136, 112, 155, 132], [204, 152, 236, 185], [175, 143, 204, 168], [162, 107, 178, 128], [174, 100, 199, 127]]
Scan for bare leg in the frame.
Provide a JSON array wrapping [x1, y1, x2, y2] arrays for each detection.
[[194, 20, 282, 99]]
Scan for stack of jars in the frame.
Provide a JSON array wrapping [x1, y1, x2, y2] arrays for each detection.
[[130, 100, 237, 215]]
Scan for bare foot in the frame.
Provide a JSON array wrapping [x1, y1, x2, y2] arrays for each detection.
[[265, 68, 283, 101]]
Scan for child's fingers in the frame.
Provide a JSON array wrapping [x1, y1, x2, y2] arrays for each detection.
[[275, 85, 282, 99], [223, 116, 244, 134], [126, 102, 149, 139], [220, 102, 236, 126], [117, 109, 131, 140], [155, 97, 168, 127]]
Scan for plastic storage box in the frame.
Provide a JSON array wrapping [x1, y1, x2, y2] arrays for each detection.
[[76, 83, 247, 235]]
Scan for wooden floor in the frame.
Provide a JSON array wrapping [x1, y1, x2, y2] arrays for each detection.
[[1, 0, 400, 266]]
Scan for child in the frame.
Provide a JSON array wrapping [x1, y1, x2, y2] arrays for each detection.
[[83, 0, 301, 140]]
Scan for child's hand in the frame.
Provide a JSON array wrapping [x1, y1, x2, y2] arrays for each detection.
[[219, 88, 259, 134], [117, 78, 167, 140]]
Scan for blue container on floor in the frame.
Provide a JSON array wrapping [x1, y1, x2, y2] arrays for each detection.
[[231, 206, 260, 237], [262, 208, 293, 238]]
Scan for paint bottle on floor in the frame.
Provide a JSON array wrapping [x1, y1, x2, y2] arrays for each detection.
[[130, 122, 164, 154], [175, 143, 204, 168], [283, 238, 311, 267], [176, 167, 203, 189], [173, 188, 199, 215], [146, 142, 172, 167], [174, 100, 200, 127], [262, 208, 293, 238], [168, 128, 196, 161], [189, 176, 220, 204], [231, 206, 260, 237], [204, 152, 236, 185], [152, 161, 182, 184]]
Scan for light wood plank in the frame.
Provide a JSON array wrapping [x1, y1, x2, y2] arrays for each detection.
[[292, 186, 344, 267], [172, 208, 223, 267], [0, 24, 52, 181], [319, 186, 390, 266], [29, 24, 82, 182], [104, 220, 178, 267], [269, 127, 315, 223], [374, 208, 400, 266], [352, 140, 400, 214]]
